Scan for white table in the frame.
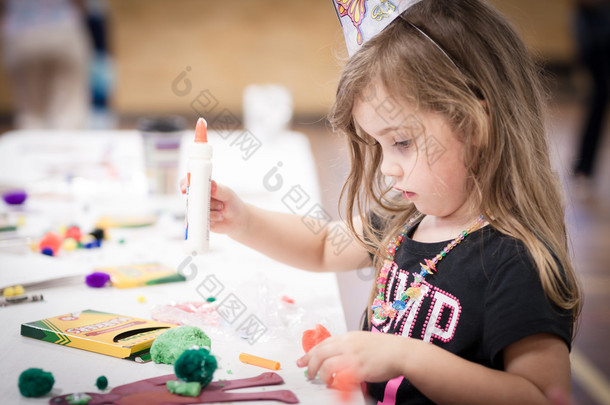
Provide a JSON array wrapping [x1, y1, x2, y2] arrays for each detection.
[[0, 130, 365, 404]]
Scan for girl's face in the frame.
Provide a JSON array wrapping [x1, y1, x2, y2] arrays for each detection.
[[353, 83, 473, 220]]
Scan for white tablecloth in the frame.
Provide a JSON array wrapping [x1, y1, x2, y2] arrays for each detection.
[[0, 130, 365, 405]]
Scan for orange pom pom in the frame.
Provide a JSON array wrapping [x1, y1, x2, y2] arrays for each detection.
[[38, 232, 62, 255]]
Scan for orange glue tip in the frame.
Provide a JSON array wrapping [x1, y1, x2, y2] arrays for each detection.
[[195, 117, 208, 143], [238, 352, 280, 370]]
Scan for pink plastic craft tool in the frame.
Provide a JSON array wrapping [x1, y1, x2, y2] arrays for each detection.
[[49, 372, 299, 404]]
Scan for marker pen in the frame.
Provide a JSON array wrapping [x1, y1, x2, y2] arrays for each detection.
[[185, 118, 213, 254]]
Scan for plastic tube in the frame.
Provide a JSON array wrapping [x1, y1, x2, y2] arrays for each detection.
[[185, 117, 213, 254]]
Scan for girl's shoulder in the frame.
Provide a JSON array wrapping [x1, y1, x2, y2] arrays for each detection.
[[472, 226, 540, 273], [477, 226, 529, 255]]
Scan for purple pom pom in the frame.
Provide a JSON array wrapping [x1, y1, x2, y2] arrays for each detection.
[[3, 190, 27, 205], [86, 272, 110, 288]]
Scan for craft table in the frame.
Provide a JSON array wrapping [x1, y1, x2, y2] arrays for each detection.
[[0, 129, 365, 404]]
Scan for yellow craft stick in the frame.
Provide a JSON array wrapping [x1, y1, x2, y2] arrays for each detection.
[[239, 353, 280, 370]]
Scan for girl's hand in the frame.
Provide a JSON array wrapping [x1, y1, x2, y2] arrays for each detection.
[[180, 178, 249, 238], [296, 331, 414, 386]]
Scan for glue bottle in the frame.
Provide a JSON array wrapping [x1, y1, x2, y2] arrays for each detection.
[[185, 117, 213, 253]]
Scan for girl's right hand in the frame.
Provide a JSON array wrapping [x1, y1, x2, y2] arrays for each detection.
[[180, 178, 248, 238]]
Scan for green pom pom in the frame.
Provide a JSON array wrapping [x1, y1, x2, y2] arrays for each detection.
[[150, 326, 212, 365], [174, 347, 217, 387], [95, 375, 108, 390], [18, 368, 55, 397]]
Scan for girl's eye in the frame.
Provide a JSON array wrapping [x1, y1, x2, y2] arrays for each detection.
[[393, 140, 413, 149]]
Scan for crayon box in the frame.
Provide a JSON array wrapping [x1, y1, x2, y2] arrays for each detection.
[[21, 309, 175, 361]]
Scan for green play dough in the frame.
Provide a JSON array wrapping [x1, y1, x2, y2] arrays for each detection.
[[150, 325, 211, 365], [67, 392, 92, 404], [166, 380, 202, 397]]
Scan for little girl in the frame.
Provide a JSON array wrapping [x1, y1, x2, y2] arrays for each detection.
[[186, 0, 582, 403]]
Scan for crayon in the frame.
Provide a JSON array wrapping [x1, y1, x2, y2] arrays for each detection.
[[238, 353, 280, 370], [0, 294, 43, 307]]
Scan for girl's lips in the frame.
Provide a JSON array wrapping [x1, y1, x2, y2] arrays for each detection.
[[393, 187, 415, 200]]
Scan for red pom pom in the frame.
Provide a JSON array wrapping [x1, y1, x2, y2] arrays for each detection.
[[65, 226, 82, 242]]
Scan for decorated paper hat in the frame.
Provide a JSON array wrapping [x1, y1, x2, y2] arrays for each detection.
[[332, 0, 423, 57]]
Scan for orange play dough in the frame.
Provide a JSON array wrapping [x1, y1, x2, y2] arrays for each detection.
[[302, 324, 331, 353]]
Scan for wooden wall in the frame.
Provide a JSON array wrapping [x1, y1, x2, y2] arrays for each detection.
[[0, 0, 577, 118], [107, 0, 347, 118]]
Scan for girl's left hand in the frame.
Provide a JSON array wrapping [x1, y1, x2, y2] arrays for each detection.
[[296, 331, 415, 385]]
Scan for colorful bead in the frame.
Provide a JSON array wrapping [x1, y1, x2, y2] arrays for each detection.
[[371, 214, 485, 324], [392, 300, 406, 311], [424, 259, 436, 272], [420, 263, 434, 274], [406, 287, 420, 298]]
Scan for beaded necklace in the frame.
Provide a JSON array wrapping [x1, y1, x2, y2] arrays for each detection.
[[371, 213, 486, 322]]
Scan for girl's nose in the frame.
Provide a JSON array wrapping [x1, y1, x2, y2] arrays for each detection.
[[380, 155, 402, 179]]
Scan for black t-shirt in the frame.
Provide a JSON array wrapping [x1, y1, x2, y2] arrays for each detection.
[[364, 216, 573, 404]]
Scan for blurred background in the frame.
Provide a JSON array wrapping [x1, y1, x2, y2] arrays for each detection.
[[0, 1, 608, 404], [0, 0, 586, 127]]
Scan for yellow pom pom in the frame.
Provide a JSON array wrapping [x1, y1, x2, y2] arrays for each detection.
[[57, 225, 67, 237], [137, 295, 146, 303], [62, 237, 78, 251], [3, 286, 15, 297], [13, 285, 25, 295]]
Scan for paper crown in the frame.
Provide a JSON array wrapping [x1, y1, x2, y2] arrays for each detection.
[[332, 0, 423, 56]]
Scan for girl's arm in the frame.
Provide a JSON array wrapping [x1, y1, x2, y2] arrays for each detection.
[[206, 181, 371, 272], [405, 333, 570, 404], [298, 332, 570, 405]]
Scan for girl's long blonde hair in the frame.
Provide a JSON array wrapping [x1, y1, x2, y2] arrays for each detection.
[[329, 0, 581, 329]]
